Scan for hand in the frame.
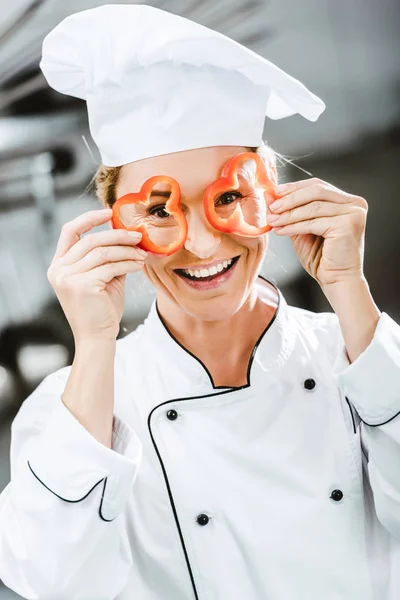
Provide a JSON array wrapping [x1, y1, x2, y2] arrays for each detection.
[[47, 208, 148, 342], [267, 178, 368, 288]]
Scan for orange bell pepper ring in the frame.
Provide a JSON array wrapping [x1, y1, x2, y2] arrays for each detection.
[[111, 175, 188, 256], [203, 152, 275, 237]]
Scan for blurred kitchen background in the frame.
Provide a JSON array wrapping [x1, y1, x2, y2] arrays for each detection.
[[0, 0, 399, 597]]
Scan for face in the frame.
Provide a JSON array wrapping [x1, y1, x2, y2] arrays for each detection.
[[116, 146, 277, 322]]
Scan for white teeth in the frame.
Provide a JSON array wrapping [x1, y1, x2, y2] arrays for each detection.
[[183, 258, 235, 278]]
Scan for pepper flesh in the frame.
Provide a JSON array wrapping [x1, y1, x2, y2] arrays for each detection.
[[111, 175, 188, 256], [203, 152, 275, 237]]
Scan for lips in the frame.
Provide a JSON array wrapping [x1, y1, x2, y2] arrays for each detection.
[[175, 256, 240, 281]]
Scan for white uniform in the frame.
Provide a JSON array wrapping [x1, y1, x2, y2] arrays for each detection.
[[0, 277, 399, 599]]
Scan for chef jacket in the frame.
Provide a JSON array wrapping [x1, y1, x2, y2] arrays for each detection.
[[0, 276, 399, 600]]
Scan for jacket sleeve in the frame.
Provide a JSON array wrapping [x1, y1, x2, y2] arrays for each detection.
[[332, 311, 400, 541], [0, 366, 142, 600]]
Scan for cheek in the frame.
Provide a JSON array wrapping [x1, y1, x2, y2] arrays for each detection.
[[232, 233, 268, 257], [145, 254, 167, 272], [144, 255, 175, 285]]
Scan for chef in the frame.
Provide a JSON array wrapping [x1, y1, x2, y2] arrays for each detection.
[[0, 4, 399, 600]]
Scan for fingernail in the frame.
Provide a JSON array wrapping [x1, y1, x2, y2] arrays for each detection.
[[128, 231, 142, 238]]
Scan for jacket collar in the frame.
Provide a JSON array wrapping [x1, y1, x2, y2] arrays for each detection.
[[141, 277, 297, 391]]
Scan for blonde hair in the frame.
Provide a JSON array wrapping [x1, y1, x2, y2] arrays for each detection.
[[90, 143, 278, 208]]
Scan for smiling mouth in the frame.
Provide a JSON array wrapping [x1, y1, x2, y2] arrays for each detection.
[[175, 256, 240, 281]]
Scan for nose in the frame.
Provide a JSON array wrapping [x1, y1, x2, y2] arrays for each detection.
[[184, 209, 222, 259]]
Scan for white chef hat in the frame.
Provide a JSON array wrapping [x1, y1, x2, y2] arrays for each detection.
[[40, 4, 325, 167]]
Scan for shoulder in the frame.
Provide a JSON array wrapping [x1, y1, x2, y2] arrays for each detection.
[[286, 303, 343, 358], [11, 365, 73, 437], [115, 321, 147, 364], [287, 303, 339, 331]]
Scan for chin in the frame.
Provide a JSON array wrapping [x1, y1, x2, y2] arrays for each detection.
[[172, 261, 261, 323]]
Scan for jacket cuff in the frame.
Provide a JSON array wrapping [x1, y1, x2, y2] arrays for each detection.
[[27, 397, 142, 520], [333, 312, 400, 426]]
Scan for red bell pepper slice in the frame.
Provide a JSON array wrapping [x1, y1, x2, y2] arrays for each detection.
[[203, 152, 275, 237], [111, 175, 188, 256]]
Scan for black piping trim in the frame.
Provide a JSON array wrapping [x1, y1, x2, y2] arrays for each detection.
[[345, 396, 400, 428], [27, 461, 115, 522], [155, 275, 280, 390], [359, 410, 400, 427], [148, 387, 245, 600], [98, 478, 115, 522], [345, 396, 357, 434]]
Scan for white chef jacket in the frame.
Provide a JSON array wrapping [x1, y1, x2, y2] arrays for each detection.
[[0, 276, 399, 600]]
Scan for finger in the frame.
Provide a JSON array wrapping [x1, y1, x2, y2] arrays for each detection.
[[69, 245, 148, 274], [270, 182, 353, 214], [274, 178, 336, 196], [61, 229, 145, 265], [54, 209, 113, 259], [272, 215, 343, 237], [87, 259, 146, 285], [268, 200, 350, 227]]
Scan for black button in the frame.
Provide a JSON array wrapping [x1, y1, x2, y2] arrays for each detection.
[[196, 514, 210, 526], [330, 489, 343, 502], [166, 409, 178, 421], [304, 378, 316, 390]]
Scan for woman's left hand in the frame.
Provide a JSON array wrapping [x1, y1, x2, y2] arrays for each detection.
[[267, 178, 369, 289]]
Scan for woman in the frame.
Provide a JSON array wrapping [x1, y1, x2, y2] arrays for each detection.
[[1, 5, 399, 600]]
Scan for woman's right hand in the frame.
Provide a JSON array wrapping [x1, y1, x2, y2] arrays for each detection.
[[47, 208, 148, 343]]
